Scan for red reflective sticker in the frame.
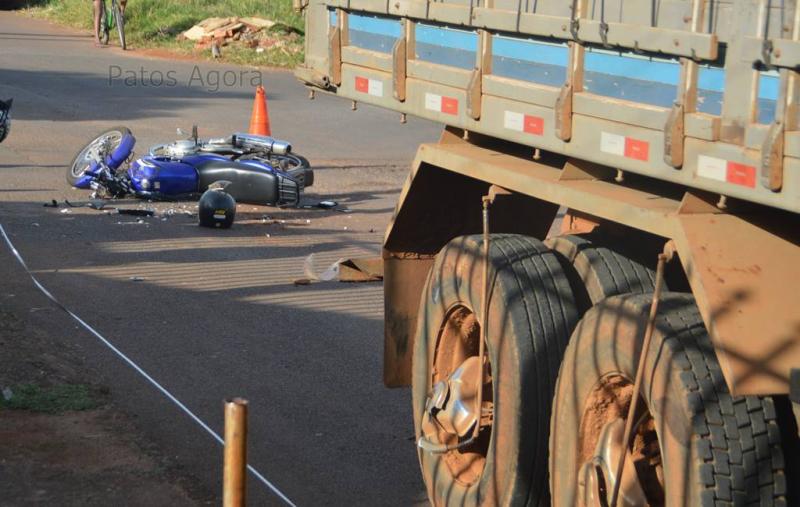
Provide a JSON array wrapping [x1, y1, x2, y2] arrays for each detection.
[[624, 137, 649, 161], [523, 115, 544, 135], [441, 96, 458, 115], [726, 161, 756, 188], [355, 76, 369, 93]]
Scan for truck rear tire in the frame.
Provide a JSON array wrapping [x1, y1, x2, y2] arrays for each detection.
[[545, 233, 657, 305], [412, 234, 579, 506], [549, 293, 787, 506]]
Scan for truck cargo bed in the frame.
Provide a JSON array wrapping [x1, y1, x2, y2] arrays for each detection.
[[297, 0, 800, 213]]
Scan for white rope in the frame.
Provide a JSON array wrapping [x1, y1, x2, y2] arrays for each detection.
[[0, 222, 296, 507]]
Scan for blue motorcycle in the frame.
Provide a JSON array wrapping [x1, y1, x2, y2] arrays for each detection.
[[67, 126, 313, 207]]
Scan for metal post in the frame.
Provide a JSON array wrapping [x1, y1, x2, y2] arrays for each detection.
[[609, 242, 674, 507], [224, 398, 249, 507]]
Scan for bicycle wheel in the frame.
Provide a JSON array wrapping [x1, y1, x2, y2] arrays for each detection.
[[113, 0, 126, 50]]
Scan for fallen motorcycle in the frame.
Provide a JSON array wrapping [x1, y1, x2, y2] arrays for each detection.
[[67, 126, 313, 207]]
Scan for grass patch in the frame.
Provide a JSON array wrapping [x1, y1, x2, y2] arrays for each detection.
[[1, 383, 100, 413], [22, 0, 304, 68]]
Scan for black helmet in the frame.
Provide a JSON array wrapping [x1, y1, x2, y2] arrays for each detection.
[[199, 182, 236, 228]]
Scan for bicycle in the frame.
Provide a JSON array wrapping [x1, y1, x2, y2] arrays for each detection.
[[98, 0, 126, 50]]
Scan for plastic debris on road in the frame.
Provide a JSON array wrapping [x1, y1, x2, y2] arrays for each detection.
[[296, 253, 344, 285]]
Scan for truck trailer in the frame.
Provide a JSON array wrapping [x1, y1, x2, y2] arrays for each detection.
[[296, 0, 800, 504]]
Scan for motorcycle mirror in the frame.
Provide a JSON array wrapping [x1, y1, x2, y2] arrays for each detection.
[[176, 127, 187, 137]]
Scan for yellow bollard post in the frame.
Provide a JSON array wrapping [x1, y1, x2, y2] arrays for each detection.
[[223, 398, 248, 507]]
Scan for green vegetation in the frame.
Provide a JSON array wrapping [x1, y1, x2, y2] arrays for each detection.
[[24, 0, 304, 68], [0, 383, 100, 413]]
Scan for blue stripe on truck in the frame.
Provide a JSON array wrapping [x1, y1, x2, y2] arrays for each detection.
[[347, 13, 402, 37], [328, 11, 778, 110]]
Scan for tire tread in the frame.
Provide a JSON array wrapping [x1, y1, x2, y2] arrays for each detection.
[[654, 295, 785, 506]]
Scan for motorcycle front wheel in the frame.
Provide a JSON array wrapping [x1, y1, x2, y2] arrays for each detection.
[[67, 126, 132, 187]]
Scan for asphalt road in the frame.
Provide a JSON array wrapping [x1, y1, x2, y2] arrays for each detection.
[[0, 11, 442, 506]]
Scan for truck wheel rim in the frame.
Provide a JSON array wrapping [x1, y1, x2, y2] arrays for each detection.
[[577, 374, 664, 506], [430, 304, 492, 486]]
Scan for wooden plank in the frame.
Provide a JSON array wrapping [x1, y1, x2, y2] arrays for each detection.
[[579, 20, 718, 60]]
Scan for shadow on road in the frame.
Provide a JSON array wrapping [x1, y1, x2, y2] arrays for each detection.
[[0, 67, 284, 122]]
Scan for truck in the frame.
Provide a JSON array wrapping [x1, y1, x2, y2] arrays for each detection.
[[295, 0, 800, 504]]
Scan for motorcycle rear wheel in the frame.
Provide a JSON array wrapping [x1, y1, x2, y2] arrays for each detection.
[[272, 153, 313, 188], [67, 127, 132, 187], [239, 152, 313, 188]]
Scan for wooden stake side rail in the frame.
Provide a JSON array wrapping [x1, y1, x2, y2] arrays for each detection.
[[298, 0, 800, 214]]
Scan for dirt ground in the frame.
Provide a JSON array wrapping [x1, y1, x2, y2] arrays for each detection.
[[0, 308, 210, 506]]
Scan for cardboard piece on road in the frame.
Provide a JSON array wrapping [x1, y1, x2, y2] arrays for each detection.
[[338, 257, 383, 282], [295, 255, 383, 285]]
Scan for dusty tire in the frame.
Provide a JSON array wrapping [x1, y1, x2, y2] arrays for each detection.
[[550, 293, 787, 506], [413, 234, 579, 506], [545, 233, 657, 305]]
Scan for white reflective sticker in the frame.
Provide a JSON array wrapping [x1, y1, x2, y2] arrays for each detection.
[[368, 79, 383, 97], [600, 132, 625, 156], [425, 93, 442, 112], [504, 111, 524, 132], [697, 155, 727, 182]]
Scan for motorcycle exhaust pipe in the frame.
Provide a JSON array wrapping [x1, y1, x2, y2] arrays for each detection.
[[232, 133, 292, 155]]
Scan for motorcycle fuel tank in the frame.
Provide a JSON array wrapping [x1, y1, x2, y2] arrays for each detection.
[[128, 157, 199, 194]]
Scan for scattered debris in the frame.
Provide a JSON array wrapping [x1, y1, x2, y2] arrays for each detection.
[[129, 276, 145, 282], [301, 201, 347, 212], [296, 255, 383, 284], [117, 209, 155, 217], [44, 199, 109, 210], [180, 17, 255, 42], [298, 253, 343, 284], [59, 208, 71, 214], [2, 386, 13, 401], [339, 257, 383, 282], [178, 16, 302, 57]]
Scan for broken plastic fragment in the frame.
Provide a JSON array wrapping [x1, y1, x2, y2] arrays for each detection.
[[302, 253, 344, 283]]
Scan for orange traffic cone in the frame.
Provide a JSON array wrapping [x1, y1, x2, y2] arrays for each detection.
[[248, 85, 271, 136]]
